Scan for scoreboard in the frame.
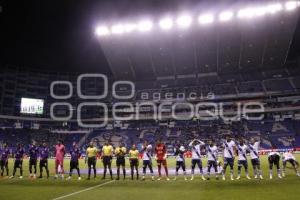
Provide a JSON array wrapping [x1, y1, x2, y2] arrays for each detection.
[[20, 98, 44, 115]]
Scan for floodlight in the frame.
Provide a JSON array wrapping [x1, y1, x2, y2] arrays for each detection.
[[285, 1, 298, 11], [176, 15, 192, 28], [237, 8, 254, 19], [124, 23, 137, 33], [198, 14, 214, 24], [253, 7, 267, 16], [138, 20, 153, 32], [266, 3, 283, 14], [111, 24, 124, 34], [219, 11, 234, 22], [159, 17, 173, 30], [95, 26, 110, 36]]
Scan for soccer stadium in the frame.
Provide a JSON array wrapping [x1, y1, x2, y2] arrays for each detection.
[[1, 0, 300, 200]]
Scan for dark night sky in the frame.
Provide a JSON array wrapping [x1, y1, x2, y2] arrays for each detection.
[[0, 0, 300, 75]]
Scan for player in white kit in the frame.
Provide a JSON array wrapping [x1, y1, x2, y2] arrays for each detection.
[[189, 139, 206, 181], [206, 140, 219, 180], [174, 145, 187, 181], [282, 151, 300, 177], [268, 151, 282, 179], [221, 136, 236, 181], [141, 141, 155, 181], [236, 139, 251, 180], [249, 138, 263, 179]]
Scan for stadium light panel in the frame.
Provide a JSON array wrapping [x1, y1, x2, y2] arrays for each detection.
[[266, 3, 283, 14], [159, 17, 173, 30], [253, 7, 267, 16], [176, 15, 192, 28], [198, 14, 214, 24], [285, 1, 298, 11], [95, 1, 297, 37], [95, 26, 110, 36], [237, 8, 255, 19], [124, 23, 137, 33], [138, 20, 153, 32], [111, 24, 125, 34], [219, 11, 234, 22]]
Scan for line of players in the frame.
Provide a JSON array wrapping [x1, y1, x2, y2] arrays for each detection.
[[218, 136, 300, 180], [1, 136, 300, 181], [0, 140, 68, 179]]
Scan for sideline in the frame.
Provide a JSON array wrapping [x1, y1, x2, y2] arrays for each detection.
[[52, 180, 115, 200]]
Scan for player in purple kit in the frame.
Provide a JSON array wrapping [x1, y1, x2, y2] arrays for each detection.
[[28, 141, 39, 178], [67, 142, 81, 180], [10, 144, 25, 179], [39, 142, 50, 179], [0, 143, 10, 177]]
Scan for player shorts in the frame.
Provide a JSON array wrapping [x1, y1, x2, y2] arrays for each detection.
[[176, 161, 186, 171], [251, 158, 260, 166], [70, 160, 79, 169], [191, 159, 202, 167], [130, 159, 139, 167], [102, 156, 112, 166], [0, 160, 7, 169], [14, 160, 23, 168], [55, 159, 64, 168], [208, 160, 218, 168], [268, 155, 280, 166], [157, 159, 167, 166], [29, 158, 37, 166], [88, 157, 96, 167], [143, 160, 152, 167], [283, 159, 297, 167], [0, 160, 8, 168], [116, 157, 125, 167], [40, 159, 48, 168], [224, 158, 234, 167], [238, 160, 248, 168]]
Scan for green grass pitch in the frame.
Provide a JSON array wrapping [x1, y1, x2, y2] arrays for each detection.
[[0, 155, 300, 200]]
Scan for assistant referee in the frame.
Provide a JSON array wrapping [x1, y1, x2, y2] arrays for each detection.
[[101, 141, 113, 180], [129, 144, 139, 180], [115, 143, 127, 180], [85, 142, 98, 180]]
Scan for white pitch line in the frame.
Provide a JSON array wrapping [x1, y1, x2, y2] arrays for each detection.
[[52, 180, 115, 200]]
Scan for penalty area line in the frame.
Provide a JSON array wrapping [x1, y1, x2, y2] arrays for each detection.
[[52, 180, 115, 200]]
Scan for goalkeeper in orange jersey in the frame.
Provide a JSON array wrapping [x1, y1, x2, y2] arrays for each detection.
[[155, 139, 169, 181]]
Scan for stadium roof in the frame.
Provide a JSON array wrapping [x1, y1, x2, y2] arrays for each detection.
[[1, 0, 300, 76], [96, 1, 300, 81]]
